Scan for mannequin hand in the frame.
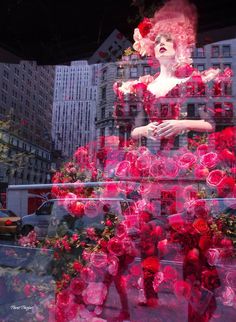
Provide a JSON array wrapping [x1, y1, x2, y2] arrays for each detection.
[[145, 122, 159, 140], [154, 120, 187, 138]]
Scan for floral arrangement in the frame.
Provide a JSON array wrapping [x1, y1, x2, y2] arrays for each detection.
[[13, 133, 236, 321]]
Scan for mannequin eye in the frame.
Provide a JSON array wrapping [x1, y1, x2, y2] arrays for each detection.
[[166, 37, 173, 42]]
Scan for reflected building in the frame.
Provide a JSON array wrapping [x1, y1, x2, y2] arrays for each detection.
[[52, 61, 100, 159], [0, 61, 55, 187]]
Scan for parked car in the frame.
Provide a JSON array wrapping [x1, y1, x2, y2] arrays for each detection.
[[20, 197, 135, 239], [0, 209, 21, 237]]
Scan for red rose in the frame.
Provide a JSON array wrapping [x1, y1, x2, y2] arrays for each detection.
[[186, 248, 199, 262], [138, 17, 152, 37], [192, 218, 209, 234], [73, 261, 83, 272], [199, 235, 212, 251], [69, 277, 85, 296], [219, 148, 236, 163], [142, 256, 160, 273], [206, 169, 225, 187], [163, 265, 178, 281], [107, 237, 124, 256], [67, 200, 85, 217], [188, 199, 210, 219], [217, 176, 235, 197], [200, 152, 219, 169], [168, 213, 188, 233], [201, 268, 220, 291]]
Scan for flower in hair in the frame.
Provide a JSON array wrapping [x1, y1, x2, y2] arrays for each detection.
[[138, 17, 152, 37]]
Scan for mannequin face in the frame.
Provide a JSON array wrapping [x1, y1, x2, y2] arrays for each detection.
[[154, 34, 176, 60]]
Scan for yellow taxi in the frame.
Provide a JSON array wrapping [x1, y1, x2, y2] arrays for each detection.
[[0, 209, 21, 237]]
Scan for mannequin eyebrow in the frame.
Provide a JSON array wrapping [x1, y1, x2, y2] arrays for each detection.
[[155, 34, 172, 42]]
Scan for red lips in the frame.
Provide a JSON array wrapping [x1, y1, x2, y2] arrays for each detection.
[[159, 47, 167, 53]]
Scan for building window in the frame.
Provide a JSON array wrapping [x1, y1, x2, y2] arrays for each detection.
[[197, 64, 205, 72], [101, 107, 105, 119], [222, 45, 231, 57], [212, 63, 221, 69], [1, 91, 7, 103], [224, 82, 232, 96], [130, 67, 138, 78], [223, 63, 231, 69], [187, 104, 195, 117], [195, 47, 205, 58], [117, 67, 124, 78], [143, 66, 151, 75], [3, 70, 9, 79], [102, 69, 107, 81], [100, 128, 105, 147], [211, 45, 220, 58], [101, 87, 106, 100]]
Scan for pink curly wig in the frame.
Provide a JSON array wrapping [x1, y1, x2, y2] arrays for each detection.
[[133, 0, 197, 64]]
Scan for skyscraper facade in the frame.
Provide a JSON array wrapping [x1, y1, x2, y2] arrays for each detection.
[[0, 60, 55, 186], [52, 61, 100, 159]]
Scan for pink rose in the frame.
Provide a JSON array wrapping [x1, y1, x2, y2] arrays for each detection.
[[115, 161, 130, 177], [197, 144, 209, 157], [182, 185, 198, 200], [164, 158, 179, 177], [135, 154, 151, 171], [206, 248, 221, 266], [149, 159, 165, 177], [107, 255, 119, 276], [221, 286, 235, 306], [194, 164, 209, 179], [84, 200, 99, 218], [82, 282, 107, 306], [80, 267, 96, 282], [90, 252, 108, 268], [226, 271, 236, 289], [206, 169, 225, 187], [178, 153, 197, 169], [153, 272, 164, 292], [200, 152, 219, 169], [173, 280, 191, 299]]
